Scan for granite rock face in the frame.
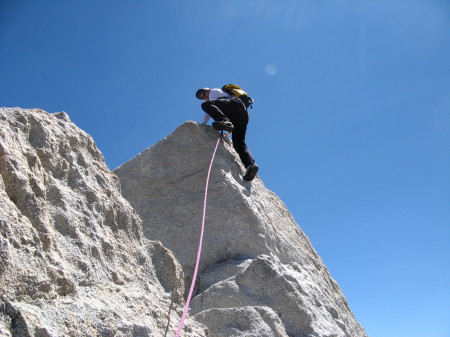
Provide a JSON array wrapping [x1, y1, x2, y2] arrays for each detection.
[[0, 109, 206, 337], [115, 121, 369, 337], [0, 107, 368, 337]]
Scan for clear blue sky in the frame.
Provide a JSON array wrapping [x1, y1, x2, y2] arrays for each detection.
[[1, 1, 449, 336]]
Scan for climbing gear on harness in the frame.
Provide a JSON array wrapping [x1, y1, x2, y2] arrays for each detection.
[[174, 135, 222, 337]]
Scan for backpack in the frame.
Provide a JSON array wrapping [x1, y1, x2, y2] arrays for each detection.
[[221, 84, 254, 109]]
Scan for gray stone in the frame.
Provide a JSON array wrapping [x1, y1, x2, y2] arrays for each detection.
[[194, 306, 289, 337], [0, 107, 368, 337], [115, 121, 369, 337], [0, 108, 206, 337]]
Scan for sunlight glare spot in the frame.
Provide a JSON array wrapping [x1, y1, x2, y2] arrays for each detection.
[[265, 64, 278, 76]]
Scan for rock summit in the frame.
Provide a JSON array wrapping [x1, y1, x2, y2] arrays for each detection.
[[1, 108, 368, 337]]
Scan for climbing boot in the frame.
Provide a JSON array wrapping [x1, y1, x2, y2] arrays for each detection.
[[212, 120, 234, 133], [243, 161, 259, 181]]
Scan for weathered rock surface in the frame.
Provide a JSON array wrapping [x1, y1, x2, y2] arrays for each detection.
[[1, 107, 368, 337], [116, 121, 369, 337], [0, 108, 206, 337]]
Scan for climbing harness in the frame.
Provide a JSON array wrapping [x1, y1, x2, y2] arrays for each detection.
[[174, 133, 222, 337]]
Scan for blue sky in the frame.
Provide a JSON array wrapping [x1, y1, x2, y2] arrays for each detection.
[[1, 1, 449, 336]]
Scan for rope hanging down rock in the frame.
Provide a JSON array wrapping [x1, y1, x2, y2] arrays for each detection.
[[174, 135, 222, 337]]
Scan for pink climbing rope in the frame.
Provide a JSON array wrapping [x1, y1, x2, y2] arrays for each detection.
[[174, 136, 222, 337]]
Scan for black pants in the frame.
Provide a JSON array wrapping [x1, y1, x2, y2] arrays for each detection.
[[201, 98, 255, 168]]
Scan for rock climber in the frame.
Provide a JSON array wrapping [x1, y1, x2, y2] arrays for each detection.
[[195, 87, 259, 181]]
